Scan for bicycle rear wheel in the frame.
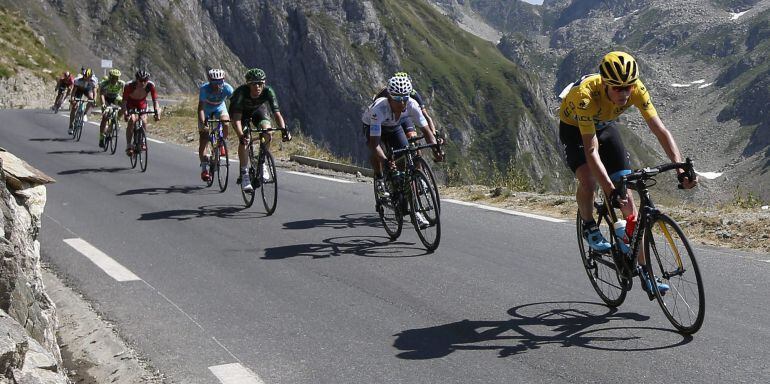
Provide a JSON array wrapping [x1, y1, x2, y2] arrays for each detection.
[[413, 156, 440, 215], [577, 213, 627, 307], [205, 139, 216, 187], [410, 170, 440, 252], [138, 128, 148, 172], [108, 119, 119, 155], [260, 150, 278, 215], [217, 139, 229, 192], [240, 136, 257, 208], [375, 178, 402, 240], [644, 214, 705, 334]]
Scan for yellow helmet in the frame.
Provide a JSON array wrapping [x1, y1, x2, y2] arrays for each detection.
[[599, 51, 639, 87]]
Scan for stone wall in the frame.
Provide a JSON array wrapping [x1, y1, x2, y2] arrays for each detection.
[[0, 151, 68, 383], [0, 68, 53, 110]]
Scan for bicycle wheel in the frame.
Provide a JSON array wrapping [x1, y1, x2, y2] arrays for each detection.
[[217, 139, 229, 192], [375, 178, 402, 240], [644, 213, 705, 334], [576, 212, 627, 307], [109, 119, 119, 155], [129, 133, 138, 169], [413, 156, 441, 215], [205, 139, 216, 187], [72, 109, 83, 140], [410, 170, 441, 251], [240, 135, 257, 208], [260, 150, 278, 215], [138, 128, 148, 172]]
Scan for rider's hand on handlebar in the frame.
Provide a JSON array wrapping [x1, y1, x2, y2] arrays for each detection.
[[153, 112, 160, 122], [281, 129, 292, 142], [678, 172, 698, 189], [609, 188, 629, 209], [431, 147, 444, 162]]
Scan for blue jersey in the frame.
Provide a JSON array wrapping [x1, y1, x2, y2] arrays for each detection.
[[199, 82, 234, 117]]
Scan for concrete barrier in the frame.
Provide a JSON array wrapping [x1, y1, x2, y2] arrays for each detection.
[[290, 155, 373, 177]]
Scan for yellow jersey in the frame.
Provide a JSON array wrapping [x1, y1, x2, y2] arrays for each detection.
[[559, 74, 658, 135]]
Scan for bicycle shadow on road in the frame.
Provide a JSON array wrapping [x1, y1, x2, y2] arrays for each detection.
[[29, 137, 73, 142], [263, 235, 431, 260], [282, 213, 381, 230], [47, 150, 103, 155], [118, 185, 208, 196], [393, 301, 693, 360], [58, 167, 130, 175], [138, 204, 268, 221]]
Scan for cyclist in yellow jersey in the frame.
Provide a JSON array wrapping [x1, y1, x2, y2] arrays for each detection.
[[558, 51, 697, 257]]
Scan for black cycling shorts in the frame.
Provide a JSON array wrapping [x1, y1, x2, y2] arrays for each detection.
[[244, 104, 272, 127], [363, 124, 409, 152], [559, 121, 630, 177]]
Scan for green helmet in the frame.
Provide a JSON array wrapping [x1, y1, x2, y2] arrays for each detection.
[[245, 68, 266, 82], [108, 68, 121, 78], [393, 71, 409, 78]]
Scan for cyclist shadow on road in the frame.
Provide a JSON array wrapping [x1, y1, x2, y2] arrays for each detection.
[[282, 213, 382, 231], [263, 235, 431, 260], [58, 167, 130, 175], [393, 301, 693, 360], [118, 185, 211, 196], [30, 138, 74, 142], [47, 150, 103, 155], [138, 204, 268, 221]]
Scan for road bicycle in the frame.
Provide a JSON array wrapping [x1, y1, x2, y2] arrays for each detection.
[[204, 117, 230, 192], [70, 97, 92, 141], [101, 105, 121, 155], [238, 123, 287, 214], [577, 158, 705, 334], [52, 87, 67, 114], [375, 136, 442, 252], [126, 109, 155, 172]]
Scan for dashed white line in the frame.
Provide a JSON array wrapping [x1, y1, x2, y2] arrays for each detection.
[[443, 199, 566, 223], [146, 138, 164, 144], [286, 171, 354, 183], [209, 363, 264, 384], [57, 113, 164, 143], [63, 238, 141, 281]]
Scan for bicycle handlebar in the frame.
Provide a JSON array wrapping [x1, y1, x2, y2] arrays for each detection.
[[126, 109, 157, 115], [617, 158, 695, 198]]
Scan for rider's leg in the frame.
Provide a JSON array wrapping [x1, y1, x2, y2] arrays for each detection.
[[125, 115, 136, 153], [575, 164, 597, 222]]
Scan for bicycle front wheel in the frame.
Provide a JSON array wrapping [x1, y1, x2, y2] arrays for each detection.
[[129, 130, 138, 169], [73, 111, 83, 141], [577, 213, 627, 307], [413, 156, 441, 215], [138, 129, 148, 172], [109, 119, 119, 155], [217, 139, 229, 192], [375, 178, 402, 240], [410, 170, 440, 252], [260, 150, 278, 215], [645, 214, 705, 334]]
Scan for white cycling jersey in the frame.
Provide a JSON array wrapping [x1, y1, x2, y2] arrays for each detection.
[[361, 97, 428, 136]]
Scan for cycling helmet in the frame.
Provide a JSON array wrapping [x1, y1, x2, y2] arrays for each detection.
[[84, 68, 93, 78], [245, 68, 266, 82], [394, 71, 409, 78], [600, 51, 639, 87], [387, 76, 412, 96], [108, 68, 121, 78], [135, 70, 150, 81], [208, 68, 225, 81]]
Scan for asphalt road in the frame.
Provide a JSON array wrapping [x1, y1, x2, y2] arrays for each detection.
[[2, 109, 769, 383]]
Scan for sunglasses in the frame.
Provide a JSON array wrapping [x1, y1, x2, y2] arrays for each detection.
[[391, 94, 410, 103], [610, 85, 634, 92], [248, 81, 266, 86]]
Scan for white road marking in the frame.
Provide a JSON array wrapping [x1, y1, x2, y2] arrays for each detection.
[[209, 363, 264, 384], [443, 199, 566, 223], [57, 113, 164, 144], [286, 171, 354, 183], [63, 238, 141, 282], [146, 138, 164, 144]]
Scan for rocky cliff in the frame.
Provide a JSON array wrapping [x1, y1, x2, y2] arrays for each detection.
[[0, 150, 67, 383]]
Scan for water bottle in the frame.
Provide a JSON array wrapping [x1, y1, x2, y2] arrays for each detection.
[[613, 219, 630, 254]]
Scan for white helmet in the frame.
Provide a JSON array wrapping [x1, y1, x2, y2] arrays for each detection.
[[387, 76, 412, 96], [208, 68, 225, 81]]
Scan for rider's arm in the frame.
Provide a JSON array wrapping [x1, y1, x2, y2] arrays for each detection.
[[273, 111, 287, 130], [231, 112, 244, 137], [197, 100, 206, 125], [646, 116, 697, 187]]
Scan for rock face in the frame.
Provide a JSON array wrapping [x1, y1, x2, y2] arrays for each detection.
[[0, 68, 53, 110], [0, 153, 67, 383]]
